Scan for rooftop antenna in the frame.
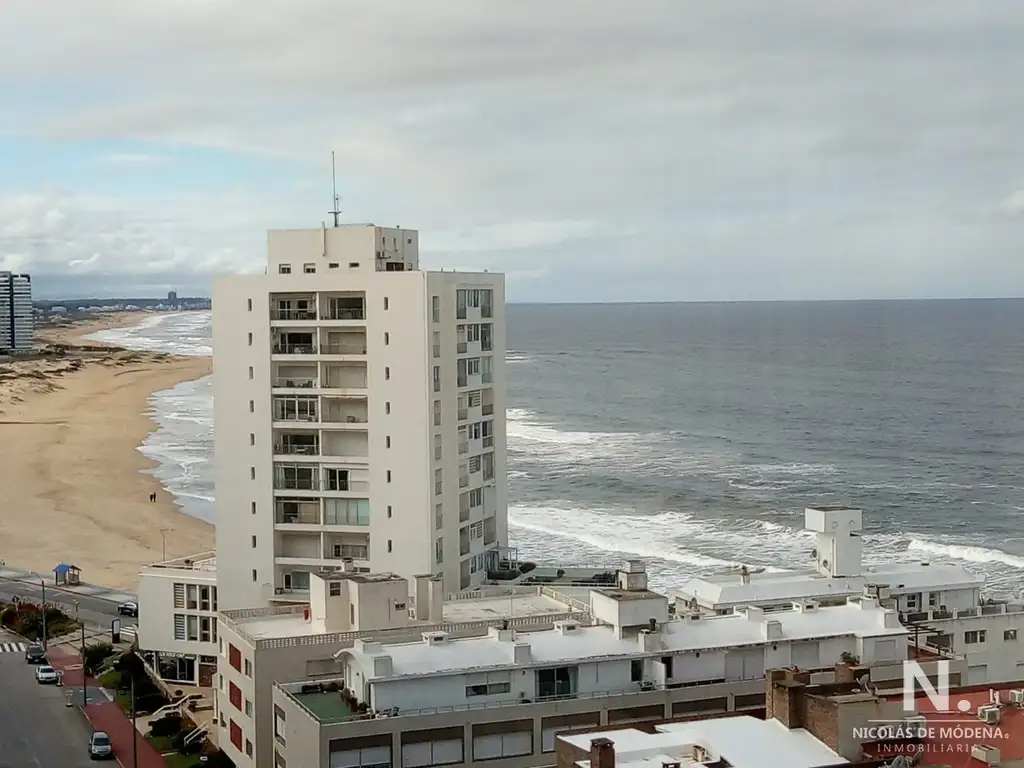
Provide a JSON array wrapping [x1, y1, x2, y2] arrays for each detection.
[[329, 150, 342, 228]]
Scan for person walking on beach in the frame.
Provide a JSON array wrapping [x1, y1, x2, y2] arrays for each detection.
[[149, 492, 157, 503]]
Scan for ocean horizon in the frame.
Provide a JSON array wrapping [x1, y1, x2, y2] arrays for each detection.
[[88, 299, 1024, 594]]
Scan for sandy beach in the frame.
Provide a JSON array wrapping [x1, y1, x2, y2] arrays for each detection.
[[0, 313, 214, 590]]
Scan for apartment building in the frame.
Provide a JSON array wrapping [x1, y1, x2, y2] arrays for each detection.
[[210, 224, 507, 611], [136, 552, 220, 685], [215, 567, 588, 767], [0, 271, 32, 352]]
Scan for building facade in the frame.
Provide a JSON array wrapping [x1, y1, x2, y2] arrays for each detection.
[[211, 224, 507, 610], [136, 552, 220, 684], [0, 271, 32, 352]]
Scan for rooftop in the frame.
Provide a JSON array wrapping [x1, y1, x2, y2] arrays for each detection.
[[679, 561, 983, 606], [344, 600, 906, 681], [236, 590, 576, 641], [562, 716, 845, 768], [141, 551, 217, 576], [290, 687, 356, 722]]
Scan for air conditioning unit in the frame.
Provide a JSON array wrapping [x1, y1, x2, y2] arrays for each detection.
[[970, 744, 1001, 765], [978, 704, 1001, 725], [904, 715, 928, 739], [1009, 689, 1024, 705]]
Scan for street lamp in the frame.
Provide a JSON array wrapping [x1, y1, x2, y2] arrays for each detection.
[[37, 574, 47, 649], [160, 529, 170, 562]]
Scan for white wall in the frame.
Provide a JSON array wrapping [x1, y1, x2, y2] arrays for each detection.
[[137, 568, 219, 658]]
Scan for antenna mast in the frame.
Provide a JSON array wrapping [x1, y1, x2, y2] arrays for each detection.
[[329, 151, 342, 228]]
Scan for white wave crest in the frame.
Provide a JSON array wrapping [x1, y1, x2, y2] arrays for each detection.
[[908, 538, 1024, 569]]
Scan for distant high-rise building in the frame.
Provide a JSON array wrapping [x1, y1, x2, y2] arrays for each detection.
[[168, 290, 178, 301], [0, 272, 33, 352]]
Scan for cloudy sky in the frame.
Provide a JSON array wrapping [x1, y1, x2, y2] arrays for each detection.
[[1, 1, 1022, 301]]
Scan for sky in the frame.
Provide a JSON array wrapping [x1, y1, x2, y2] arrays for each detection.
[[1, 1, 1023, 302]]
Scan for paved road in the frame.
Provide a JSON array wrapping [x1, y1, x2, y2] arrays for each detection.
[[0, 577, 128, 629], [0, 632, 99, 767]]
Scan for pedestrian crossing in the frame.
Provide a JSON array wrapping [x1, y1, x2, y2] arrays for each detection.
[[0, 642, 27, 653]]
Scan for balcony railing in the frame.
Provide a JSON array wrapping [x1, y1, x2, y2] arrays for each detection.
[[457, 408, 468, 420], [321, 308, 365, 321], [275, 510, 321, 525], [273, 343, 317, 355], [275, 476, 320, 491], [481, 304, 493, 318], [328, 547, 368, 560], [482, 372, 493, 384], [321, 343, 366, 355], [459, 474, 470, 488], [483, 436, 494, 448], [275, 444, 319, 456], [272, 411, 318, 423], [482, 404, 494, 416], [322, 414, 368, 425], [457, 342, 468, 353], [271, 308, 317, 321], [273, 377, 317, 389], [458, 441, 469, 455]]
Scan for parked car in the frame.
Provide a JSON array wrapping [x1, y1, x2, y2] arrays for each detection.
[[117, 601, 138, 617], [35, 665, 59, 684], [88, 731, 114, 761], [24, 644, 46, 664]]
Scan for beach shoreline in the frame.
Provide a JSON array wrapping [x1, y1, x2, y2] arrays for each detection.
[[0, 312, 214, 590]]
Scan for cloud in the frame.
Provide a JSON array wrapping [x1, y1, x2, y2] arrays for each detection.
[[1, 1, 1023, 300], [1003, 190, 1024, 216], [95, 152, 169, 166]]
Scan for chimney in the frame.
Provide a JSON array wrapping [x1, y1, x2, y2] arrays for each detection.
[[765, 668, 809, 730], [648, 617, 657, 632], [590, 738, 615, 768]]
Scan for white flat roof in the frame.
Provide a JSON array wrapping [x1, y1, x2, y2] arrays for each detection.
[[347, 600, 906, 680], [679, 562, 982, 606], [240, 592, 574, 640], [563, 717, 845, 768]]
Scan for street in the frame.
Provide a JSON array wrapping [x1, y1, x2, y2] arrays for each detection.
[[0, 577, 128, 629], [0, 632, 100, 767]]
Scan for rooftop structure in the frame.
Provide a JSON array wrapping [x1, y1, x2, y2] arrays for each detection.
[[211, 223, 507, 612]]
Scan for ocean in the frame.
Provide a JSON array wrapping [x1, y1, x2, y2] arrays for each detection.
[[88, 300, 1024, 595]]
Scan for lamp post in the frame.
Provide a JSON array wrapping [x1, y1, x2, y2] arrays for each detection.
[[131, 674, 138, 768], [38, 574, 47, 649], [160, 529, 170, 562]]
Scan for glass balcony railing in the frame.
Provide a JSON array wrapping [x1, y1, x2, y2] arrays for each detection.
[[271, 308, 317, 321]]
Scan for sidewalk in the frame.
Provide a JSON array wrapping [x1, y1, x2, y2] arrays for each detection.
[[48, 647, 165, 767], [0, 564, 137, 603]]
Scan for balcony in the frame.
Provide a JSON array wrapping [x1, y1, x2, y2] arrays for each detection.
[[273, 342, 317, 355], [320, 294, 365, 322], [271, 308, 318, 321], [274, 438, 320, 457], [274, 469, 320, 491], [273, 377, 318, 389], [482, 403, 494, 416], [319, 342, 366, 356], [274, 503, 321, 525]]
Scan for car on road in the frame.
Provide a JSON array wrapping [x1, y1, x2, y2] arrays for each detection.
[[24, 644, 46, 664], [117, 601, 138, 617], [88, 731, 115, 760], [35, 664, 59, 684]]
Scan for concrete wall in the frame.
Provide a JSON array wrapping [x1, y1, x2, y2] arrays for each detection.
[[137, 565, 218, 661]]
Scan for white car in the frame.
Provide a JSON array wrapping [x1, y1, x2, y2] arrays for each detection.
[[35, 665, 59, 684]]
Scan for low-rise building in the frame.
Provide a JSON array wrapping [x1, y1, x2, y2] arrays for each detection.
[[269, 589, 916, 768], [137, 552, 219, 685]]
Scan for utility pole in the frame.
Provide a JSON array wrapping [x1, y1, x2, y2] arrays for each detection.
[[39, 575, 47, 649], [81, 619, 87, 708], [160, 529, 170, 562], [131, 674, 138, 768]]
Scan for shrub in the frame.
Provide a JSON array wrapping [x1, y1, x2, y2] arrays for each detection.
[[84, 642, 116, 674], [0, 602, 73, 640], [518, 561, 537, 574], [150, 713, 184, 738], [486, 569, 519, 581], [556, 568, 565, 578]]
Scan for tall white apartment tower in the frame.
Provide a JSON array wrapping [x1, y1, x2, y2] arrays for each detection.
[[0, 271, 33, 352], [211, 225, 508, 609]]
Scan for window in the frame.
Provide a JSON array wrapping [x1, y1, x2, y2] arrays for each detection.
[[303, 263, 316, 274], [928, 592, 937, 607], [200, 585, 212, 611], [435, 503, 443, 530], [251, 501, 256, 515], [200, 615, 216, 642], [387, 505, 392, 518], [278, 264, 292, 274], [251, 568, 257, 582], [250, 466, 255, 480], [436, 537, 444, 564], [329, 262, 339, 268], [229, 644, 242, 672], [329, 581, 341, 597], [244, 658, 252, 677], [466, 673, 512, 696], [387, 540, 393, 553], [246, 739, 253, 757], [348, 261, 359, 268], [249, 433, 255, 446], [249, 399, 254, 412], [431, 295, 440, 323], [245, 699, 253, 717], [173, 614, 186, 640], [1005, 629, 1018, 641], [385, 401, 391, 414], [247, 332, 253, 346], [324, 498, 369, 525], [186, 584, 198, 610], [384, 297, 389, 310], [385, 366, 390, 380], [434, 468, 443, 496], [248, 367, 254, 380], [433, 399, 442, 426], [229, 720, 242, 750], [386, 470, 392, 483], [432, 330, 441, 358], [631, 659, 644, 682], [384, 332, 390, 345], [966, 630, 987, 644], [536, 666, 577, 699], [433, 366, 441, 393], [386, 436, 391, 449], [456, 289, 467, 319], [470, 521, 483, 539], [247, 299, 252, 311], [324, 468, 349, 491], [251, 535, 257, 548], [434, 434, 442, 461]]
